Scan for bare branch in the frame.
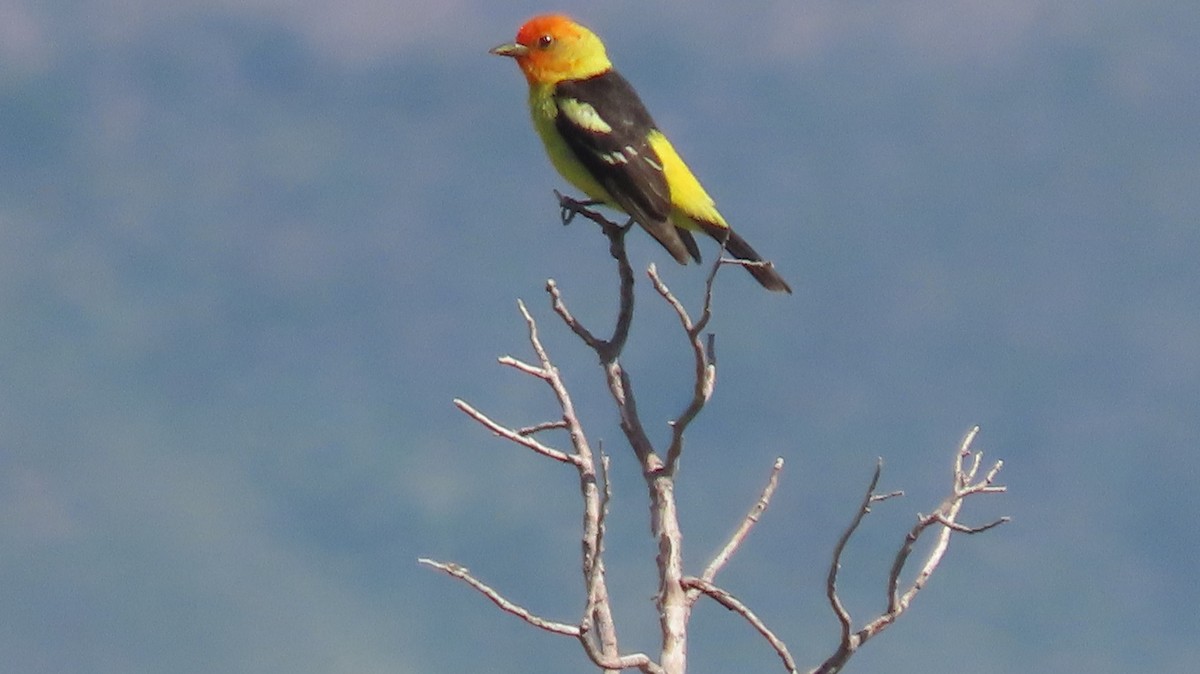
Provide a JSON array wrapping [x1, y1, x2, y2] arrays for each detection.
[[651, 474, 687, 674], [540, 198, 670, 473], [646, 264, 719, 474], [418, 558, 580, 636], [453, 398, 576, 464], [887, 427, 1007, 616], [581, 452, 619, 671], [547, 199, 729, 674], [813, 428, 1009, 674], [695, 238, 728, 334], [683, 577, 798, 674], [498, 354, 548, 379], [595, 453, 613, 573], [648, 263, 693, 330], [825, 459, 886, 647], [547, 279, 605, 352], [552, 192, 636, 359], [582, 454, 613, 613], [933, 513, 1012, 534], [722, 258, 781, 275], [577, 633, 666, 674], [449, 301, 594, 464], [983, 459, 1005, 486], [603, 362, 661, 468], [691, 457, 785, 600], [506, 297, 625, 668], [514, 300, 552, 371], [871, 490, 905, 503], [517, 420, 570, 436], [537, 213, 654, 470], [441, 294, 633, 670]]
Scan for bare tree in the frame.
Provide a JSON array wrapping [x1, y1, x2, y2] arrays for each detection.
[[421, 198, 1009, 674]]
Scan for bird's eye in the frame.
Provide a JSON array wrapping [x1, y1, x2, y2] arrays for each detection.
[[537, 34, 554, 49]]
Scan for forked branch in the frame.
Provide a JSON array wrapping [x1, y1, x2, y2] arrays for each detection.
[[432, 295, 626, 667], [544, 199, 748, 674], [813, 426, 1009, 674]]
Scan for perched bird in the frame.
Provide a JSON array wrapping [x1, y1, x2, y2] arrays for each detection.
[[490, 14, 792, 293]]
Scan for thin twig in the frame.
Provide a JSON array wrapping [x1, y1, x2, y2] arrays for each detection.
[[517, 420, 570, 436], [498, 354, 548, 379], [825, 459, 887, 647], [646, 264, 719, 474], [453, 398, 576, 465], [691, 457, 785, 601], [887, 428, 1007, 615], [547, 279, 604, 352], [683, 577, 798, 674], [695, 235, 727, 334], [933, 513, 1011, 534], [813, 427, 1009, 674], [418, 558, 580, 636]]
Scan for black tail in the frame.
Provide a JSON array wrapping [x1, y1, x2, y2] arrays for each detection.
[[700, 224, 792, 294]]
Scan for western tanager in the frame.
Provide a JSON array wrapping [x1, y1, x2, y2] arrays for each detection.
[[491, 14, 792, 293]]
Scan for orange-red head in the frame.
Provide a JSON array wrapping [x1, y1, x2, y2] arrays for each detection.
[[490, 15, 612, 86]]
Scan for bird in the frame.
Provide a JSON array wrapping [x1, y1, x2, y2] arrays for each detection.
[[490, 14, 792, 293]]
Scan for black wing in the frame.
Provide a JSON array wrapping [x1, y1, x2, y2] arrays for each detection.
[[553, 71, 696, 263]]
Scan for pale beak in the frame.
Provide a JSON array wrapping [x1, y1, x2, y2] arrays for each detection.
[[489, 42, 529, 58]]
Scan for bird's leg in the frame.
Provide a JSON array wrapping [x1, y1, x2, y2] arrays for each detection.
[[555, 190, 605, 226], [552, 190, 630, 259]]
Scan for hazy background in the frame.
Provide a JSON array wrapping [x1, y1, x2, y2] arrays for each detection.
[[2, 1, 1197, 672]]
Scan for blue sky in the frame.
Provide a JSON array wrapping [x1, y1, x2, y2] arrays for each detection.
[[2, 1, 1197, 672]]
